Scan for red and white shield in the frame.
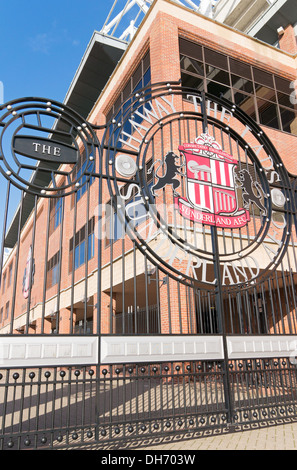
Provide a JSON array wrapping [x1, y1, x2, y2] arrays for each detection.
[[184, 151, 238, 214], [179, 140, 238, 215], [176, 135, 250, 228]]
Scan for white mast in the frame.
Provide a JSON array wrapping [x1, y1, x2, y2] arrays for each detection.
[[100, 0, 218, 42]]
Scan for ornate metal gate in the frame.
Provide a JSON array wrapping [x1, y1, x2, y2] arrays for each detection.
[[1, 84, 297, 450]]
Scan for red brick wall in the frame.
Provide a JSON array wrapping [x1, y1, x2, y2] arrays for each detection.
[[1, 6, 297, 336], [278, 24, 297, 55]]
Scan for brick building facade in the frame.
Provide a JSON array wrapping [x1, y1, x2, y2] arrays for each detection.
[[2, 0, 297, 449], [1, 0, 297, 340]]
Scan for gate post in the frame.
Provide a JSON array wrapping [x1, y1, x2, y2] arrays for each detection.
[[211, 225, 234, 426], [200, 91, 234, 425]]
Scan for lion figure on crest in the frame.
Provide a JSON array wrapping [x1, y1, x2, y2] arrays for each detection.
[[236, 169, 267, 216], [148, 151, 184, 197]]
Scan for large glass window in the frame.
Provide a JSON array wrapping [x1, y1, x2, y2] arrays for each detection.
[[280, 107, 297, 134], [2, 272, 6, 293], [49, 184, 64, 233], [69, 218, 95, 272], [106, 51, 151, 148], [231, 75, 254, 94], [46, 252, 60, 288], [206, 80, 232, 101], [53, 198, 63, 229], [76, 159, 95, 202], [257, 99, 280, 130], [5, 301, 9, 319], [205, 65, 230, 87], [233, 91, 256, 118], [8, 263, 13, 288], [181, 72, 204, 91], [180, 56, 204, 75], [179, 37, 297, 136], [104, 51, 152, 247], [105, 201, 125, 247]]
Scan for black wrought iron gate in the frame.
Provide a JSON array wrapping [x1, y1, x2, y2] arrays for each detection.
[[1, 85, 297, 450]]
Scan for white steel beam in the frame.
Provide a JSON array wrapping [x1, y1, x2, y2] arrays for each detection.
[[100, 0, 218, 41]]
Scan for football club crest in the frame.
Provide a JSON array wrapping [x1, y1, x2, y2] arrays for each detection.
[[150, 133, 267, 229], [175, 134, 251, 228], [104, 85, 290, 288]]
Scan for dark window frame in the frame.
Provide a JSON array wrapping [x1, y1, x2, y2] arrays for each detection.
[[179, 37, 297, 136], [69, 217, 95, 272], [46, 251, 61, 289], [106, 51, 151, 144], [8, 262, 13, 288], [5, 301, 9, 319]]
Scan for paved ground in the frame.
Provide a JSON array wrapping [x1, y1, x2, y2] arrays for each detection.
[[125, 420, 297, 450], [82, 419, 297, 451], [3, 368, 297, 451]]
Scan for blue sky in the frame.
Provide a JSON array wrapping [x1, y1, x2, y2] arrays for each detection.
[[0, 0, 131, 252], [0, 1, 202, 249], [0, 0, 131, 103], [0, 1, 207, 258]]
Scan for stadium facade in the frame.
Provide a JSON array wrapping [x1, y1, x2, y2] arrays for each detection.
[[1, 0, 297, 449]]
